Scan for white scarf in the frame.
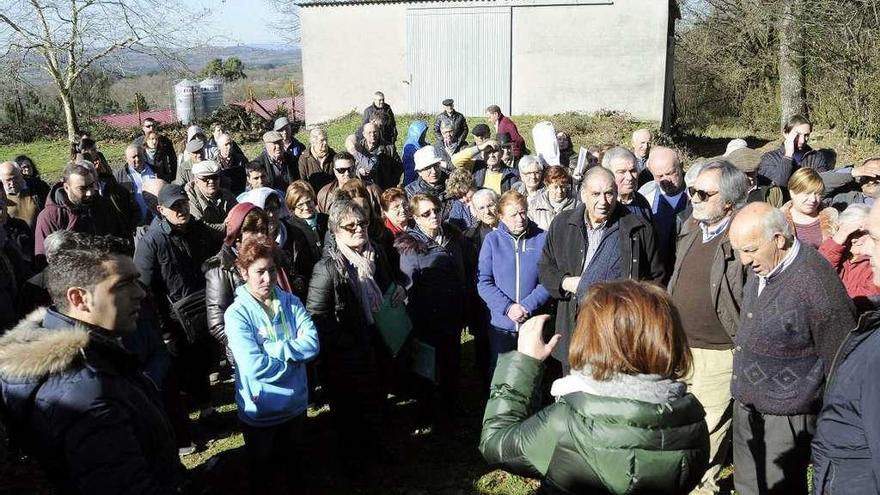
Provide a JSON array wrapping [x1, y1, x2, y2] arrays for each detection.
[[336, 241, 383, 324]]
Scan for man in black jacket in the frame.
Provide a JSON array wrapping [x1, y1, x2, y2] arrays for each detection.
[[757, 114, 834, 187], [251, 131, 299, 191], [0, 234, 185, 493], [362, 91, 398, 146], [132, 117, 177, 167], [539, 167, 664, 374], [134, 184, 222, 427], [434, 98, 468, 149]]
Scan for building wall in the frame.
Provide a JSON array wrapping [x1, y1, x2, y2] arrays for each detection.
[[511, 0, 669, 121], [300, 0, 670, 124], [299, 3, 409, 124]]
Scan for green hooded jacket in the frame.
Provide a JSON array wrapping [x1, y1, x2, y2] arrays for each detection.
[[480, 352, 709, 494]]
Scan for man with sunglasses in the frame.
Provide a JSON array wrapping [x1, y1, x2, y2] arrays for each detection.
[[667, 160, 751, 495], [185, 160, 237, 233], [132, 118, 177, 167], [316, 151, 382, 214]]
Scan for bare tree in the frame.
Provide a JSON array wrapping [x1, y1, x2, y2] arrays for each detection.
[[778, 0, 807, 126], [268, 0, 302, 43], [0, 0, 205, 142]]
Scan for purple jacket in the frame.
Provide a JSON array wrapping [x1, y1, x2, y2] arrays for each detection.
[[477, 221, 550, 332]]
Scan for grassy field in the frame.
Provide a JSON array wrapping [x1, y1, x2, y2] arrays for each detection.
[[3, 112, 879, 183]]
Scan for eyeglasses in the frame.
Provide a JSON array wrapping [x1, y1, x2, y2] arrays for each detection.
[[339, 220, 368, 233], [688, 187, 720, 202], [294, 199, 315, 211], [418, 207, 440, 218]]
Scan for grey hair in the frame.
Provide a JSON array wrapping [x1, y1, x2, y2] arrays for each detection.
[[601, 146, 637, 170], [328, 199, 368, 232], [684, 162, 706, 188], [440, 122, 454, 131], [761, 207, 795, 242], [580, 165, 617, 193], [838, 203, 871, 226], [698, 160, 750, 210], [472, 188, 499, 205], [517, 155, 544, 173]]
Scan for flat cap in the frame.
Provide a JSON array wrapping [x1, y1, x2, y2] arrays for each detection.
[[442, 98, 454, 107], [185, 139, 204, 153], [262, 130, 284, 143], [192, 160, 220, 177]]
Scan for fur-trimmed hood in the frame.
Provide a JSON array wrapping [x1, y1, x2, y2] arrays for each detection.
[[0, 308, 89, 380]]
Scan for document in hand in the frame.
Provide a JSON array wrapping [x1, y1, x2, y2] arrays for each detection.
[[375, 285, 413, 356]]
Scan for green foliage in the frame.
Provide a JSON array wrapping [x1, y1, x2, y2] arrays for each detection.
[[0, 88, 64, 144], [200, 57, 248, 82]]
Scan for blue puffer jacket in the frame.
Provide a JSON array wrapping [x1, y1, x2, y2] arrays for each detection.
[[402, 120, 429, 186], [224, 285, 320, 427], [477, 221, 550, 332]]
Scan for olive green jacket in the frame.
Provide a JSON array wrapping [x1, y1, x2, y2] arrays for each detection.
[[480, 352, 709, 495]]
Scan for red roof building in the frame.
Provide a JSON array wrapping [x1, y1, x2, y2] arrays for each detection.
[[97, 96, 305, 129]]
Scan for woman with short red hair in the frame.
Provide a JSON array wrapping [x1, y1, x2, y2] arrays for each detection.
[[480, 280, 709, 494], [527, 165, 576, 230]]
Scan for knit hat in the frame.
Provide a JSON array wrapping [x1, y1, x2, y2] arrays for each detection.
[[224, 202, 258, 246]]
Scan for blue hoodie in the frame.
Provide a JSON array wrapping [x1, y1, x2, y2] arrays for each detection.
[[224, 285, 320, 426], [477, 221, 551, 332], [402, 120, 429, 186]]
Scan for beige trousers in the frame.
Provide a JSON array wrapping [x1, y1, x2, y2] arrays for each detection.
[[684, 347, 734, 495]]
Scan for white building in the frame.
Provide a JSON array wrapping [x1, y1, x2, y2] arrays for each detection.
[[297, 0, 678, 128]]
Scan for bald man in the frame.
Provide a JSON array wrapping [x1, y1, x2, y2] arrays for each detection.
[[0, 160, 44, 228], [728, 202, 855, 495], [297, 128, 335, 192], [359, 121, 402, 189], [638, 147, 690, 279], [538, 167, 663, 375]]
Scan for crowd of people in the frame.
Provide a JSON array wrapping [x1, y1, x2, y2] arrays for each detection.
[[0, 91, 879, 494]]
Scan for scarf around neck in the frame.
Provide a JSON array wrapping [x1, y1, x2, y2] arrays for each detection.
[[336, 241, 383, 324], [551, 364, 686, 404]]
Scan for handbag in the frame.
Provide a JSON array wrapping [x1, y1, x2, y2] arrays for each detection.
[[168, 289, 208, 343]]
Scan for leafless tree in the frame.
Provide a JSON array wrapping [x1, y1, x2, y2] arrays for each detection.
[[0, 0, 206, 142]]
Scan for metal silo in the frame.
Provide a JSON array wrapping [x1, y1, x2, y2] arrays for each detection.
[[174, 79, 203, 124], [199, 78, 224, 116]]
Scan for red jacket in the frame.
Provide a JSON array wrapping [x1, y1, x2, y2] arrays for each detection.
[[497, 115, 527, 161], [818, 238, 880, 308]]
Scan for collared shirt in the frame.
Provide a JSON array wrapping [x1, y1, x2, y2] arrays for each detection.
[[757, 239, 801, 296], [652, 189, 686, 214], [582, 216, 607, 271], [127, 163, 157, 219], [700, 216, 732, 243]]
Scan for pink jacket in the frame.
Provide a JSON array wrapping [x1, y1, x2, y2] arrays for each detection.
[[497, 115, 527, 161], [818, 238, 880, 306]]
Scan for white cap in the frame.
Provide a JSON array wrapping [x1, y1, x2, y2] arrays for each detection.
[[724, 138, 748, 156], [414, 146, 444, 171], [192, 160, 220, 177]]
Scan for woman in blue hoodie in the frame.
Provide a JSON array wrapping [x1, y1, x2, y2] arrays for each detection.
[[478, 190, 550, 376], [402, 120, 429, 186], [224, 237, 319, 494]]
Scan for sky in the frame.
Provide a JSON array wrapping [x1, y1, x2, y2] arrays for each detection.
[[191, 0, 295, 46]]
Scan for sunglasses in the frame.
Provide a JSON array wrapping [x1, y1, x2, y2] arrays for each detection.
[[335, 167, 354, 175], [339, 220, 368, 233], [198, 175, 219, 183], [688, 187, 720, 202], [418, 207, 440, 218]]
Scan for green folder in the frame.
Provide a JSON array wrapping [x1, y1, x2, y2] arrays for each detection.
[[411, 340, 437, 384], [374, 286, 413, 357]]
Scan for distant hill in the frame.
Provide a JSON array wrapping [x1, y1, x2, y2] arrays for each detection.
[[109, 44, 302, 77]]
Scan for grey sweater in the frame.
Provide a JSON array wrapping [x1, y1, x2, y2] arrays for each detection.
[[732, 245, 856, 415]]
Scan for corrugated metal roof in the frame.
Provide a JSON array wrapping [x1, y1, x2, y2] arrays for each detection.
[[97, 96, 305, 129]]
